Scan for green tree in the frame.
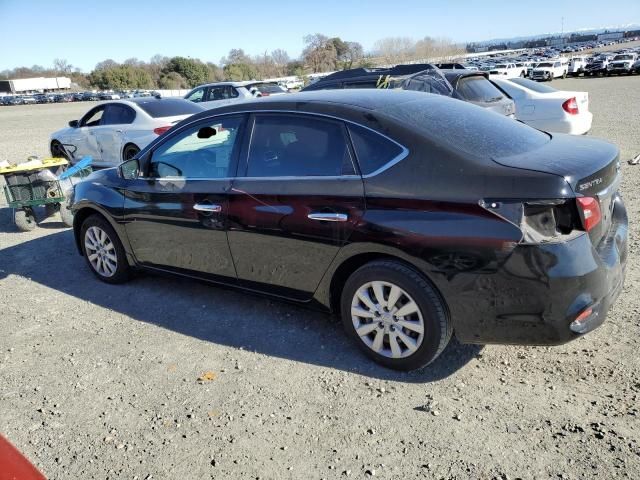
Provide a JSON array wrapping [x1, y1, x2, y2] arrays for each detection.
[[223, 63, 258, 81], [158, 71, 188, 89], [163, 57, 210, 87]]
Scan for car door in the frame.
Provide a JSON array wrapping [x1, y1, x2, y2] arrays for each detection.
[[122, 114, 247, 281], [93, 103, 136, 166], [226, 113, 365, 300], [68, 106, 105, 161]]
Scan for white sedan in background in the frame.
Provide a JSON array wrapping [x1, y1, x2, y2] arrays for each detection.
[[492, 77, 592, 135], [50, 98, 204, 168]]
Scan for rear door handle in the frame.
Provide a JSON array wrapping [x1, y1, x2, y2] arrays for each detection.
[[308, 212, 348, 222], [193, 203, 222, 213]]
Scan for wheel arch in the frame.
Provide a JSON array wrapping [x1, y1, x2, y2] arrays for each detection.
[[72, 206, 135, 266], [325, 251, 449, 322], [121, 142, 140, 161]]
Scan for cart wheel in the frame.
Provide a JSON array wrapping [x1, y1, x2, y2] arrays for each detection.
[[45, 203, 59, 217], [14, 209, 37, 232], [59, 204, 74, 227]]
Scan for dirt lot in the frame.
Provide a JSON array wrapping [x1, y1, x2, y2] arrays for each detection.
[[1, 76, 639, 480]]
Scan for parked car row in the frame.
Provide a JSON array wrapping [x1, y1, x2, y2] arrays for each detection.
[[0, 90, 161, 106]]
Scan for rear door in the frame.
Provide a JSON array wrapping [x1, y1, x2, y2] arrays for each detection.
[[94, 103, 136, 165], [227, 113, 365, 300], [122, 114, 247, 281]]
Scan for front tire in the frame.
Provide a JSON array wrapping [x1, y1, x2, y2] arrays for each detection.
[[80, 215, 130, 283], [341, 260, 452, 371]]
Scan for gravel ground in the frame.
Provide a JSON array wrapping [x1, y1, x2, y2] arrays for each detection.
[[1, 76, 639, 480]]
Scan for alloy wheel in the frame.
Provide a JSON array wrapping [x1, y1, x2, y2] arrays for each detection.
[[351, 281, 425, 359], [84, 226, 118, 277]]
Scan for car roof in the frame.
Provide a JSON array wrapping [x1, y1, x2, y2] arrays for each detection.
[[438, 69, 489, 82]]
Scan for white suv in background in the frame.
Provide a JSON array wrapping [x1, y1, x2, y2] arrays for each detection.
[[184, 81, 287, 109], [568, 57, 588, 76], [489, 63, 526, 78], [530, 60, 568, 81]]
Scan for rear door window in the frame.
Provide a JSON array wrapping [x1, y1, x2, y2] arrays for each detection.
[[348, 124, 404, 175], [101, 104, 136, 125], [456, 77, 506, 103], [245, 114, 354, 177]]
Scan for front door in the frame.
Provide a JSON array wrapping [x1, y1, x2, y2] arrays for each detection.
[[227, 113, 365, 300], [94, 103, 136, 166], [71, 105, 105, 162], [122, 115, 247, 281]]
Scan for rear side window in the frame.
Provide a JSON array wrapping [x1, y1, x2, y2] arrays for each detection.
[[348, 124, 404, 175], [101, 104, 135, 125], [246, 115, 354, 177], [456, 77, 505, 103], [403, 72, 453, 96], [137, 99, 203, 118]]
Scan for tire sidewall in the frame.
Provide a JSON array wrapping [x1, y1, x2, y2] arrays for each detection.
[[80, 215, 130, 284], [340, 262, 449, 371]]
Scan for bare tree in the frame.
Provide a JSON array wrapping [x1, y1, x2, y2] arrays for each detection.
[[271, 49, 290, 76], [53, 58, 73, 74], [302, 33, 337, 73], [415, 36, 465, 61], [373, 37, 416, 64]]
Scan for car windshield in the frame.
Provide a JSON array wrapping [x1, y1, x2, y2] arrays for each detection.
[[495, 64, 508, 68], [614, 55, 633, 60], [135, 99, 203, 118], [384, 97, 550, 159], [246, 83, 286, 95], [537, 62, 553, 67], [509, 77, 558, 93]]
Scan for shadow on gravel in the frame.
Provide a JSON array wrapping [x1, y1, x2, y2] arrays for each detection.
[[0, 215, 482, 383]]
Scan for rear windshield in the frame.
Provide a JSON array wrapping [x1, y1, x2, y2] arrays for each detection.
[[455, 77, 505, 103], [246, 83, 286, 95], [509, 77, 558, 93], [613, 55, 633, 60], [136, 99, 203, 118], [384, 97, 550, 158], [537, 62, 553, 67]]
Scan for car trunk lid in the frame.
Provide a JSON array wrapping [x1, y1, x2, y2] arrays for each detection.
[[492, 134, 620, 245]]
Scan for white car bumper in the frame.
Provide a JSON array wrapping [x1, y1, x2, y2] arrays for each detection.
[[525, 111, 593, 135]]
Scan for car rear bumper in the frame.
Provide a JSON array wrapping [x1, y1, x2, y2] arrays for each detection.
[[452, 194, 628, 345], [525, 112, 593, 135]]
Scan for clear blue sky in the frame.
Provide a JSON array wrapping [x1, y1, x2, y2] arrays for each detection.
[[0, 0, 638, 72]]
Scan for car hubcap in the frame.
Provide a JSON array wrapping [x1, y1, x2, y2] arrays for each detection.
[[85, 226, 117, 277], [351, 281, 425, 359]]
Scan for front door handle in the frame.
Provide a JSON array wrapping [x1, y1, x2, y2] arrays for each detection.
[[193, 203, 222, 213], [308, 212, 348, 222]]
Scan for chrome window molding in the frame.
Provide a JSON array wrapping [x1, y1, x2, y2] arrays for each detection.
[[136, 109, 411, 181]]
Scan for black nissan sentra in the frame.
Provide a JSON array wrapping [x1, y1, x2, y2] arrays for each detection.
[[69, 89, 628, 371]]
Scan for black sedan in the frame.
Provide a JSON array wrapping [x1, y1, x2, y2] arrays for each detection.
[[68, 90, 628, 371]]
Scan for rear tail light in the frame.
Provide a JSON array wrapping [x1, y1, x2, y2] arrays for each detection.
[[153, 126, 172, 136], [562, 97, 579, 115], [576, 196, 602, 232]]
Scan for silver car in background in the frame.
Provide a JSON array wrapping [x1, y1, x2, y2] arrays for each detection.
[[183, 81, 287, 109]]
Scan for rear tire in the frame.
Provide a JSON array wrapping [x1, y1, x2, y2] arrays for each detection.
[[14, 209, 36, 231], [80, 215, 130, 284], [340, 260, 452, 371], [122, 144, 140, 161]]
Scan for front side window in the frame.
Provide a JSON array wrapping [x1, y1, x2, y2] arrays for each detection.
[[80, 107, 105, 127], [245, 115, 354, 177], [348, 124, 404, 175], [186, 88, 204, 103], [148, 116, 244, 179]]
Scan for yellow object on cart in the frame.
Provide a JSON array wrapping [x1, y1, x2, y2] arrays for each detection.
[[0, 157, 68, 175]]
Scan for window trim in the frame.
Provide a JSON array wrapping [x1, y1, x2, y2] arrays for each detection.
[[134, 110, 409, 181], [240, 112, 359, 179]]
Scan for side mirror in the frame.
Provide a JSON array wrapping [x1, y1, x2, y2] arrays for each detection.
[[119, 158, 140, 180], [69, 120, 79, 128]]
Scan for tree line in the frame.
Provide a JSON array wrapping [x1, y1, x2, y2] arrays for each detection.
[[0, 34, 463, 90]]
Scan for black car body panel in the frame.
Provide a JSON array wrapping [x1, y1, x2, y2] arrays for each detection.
[[71, 90, 628, 347]]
